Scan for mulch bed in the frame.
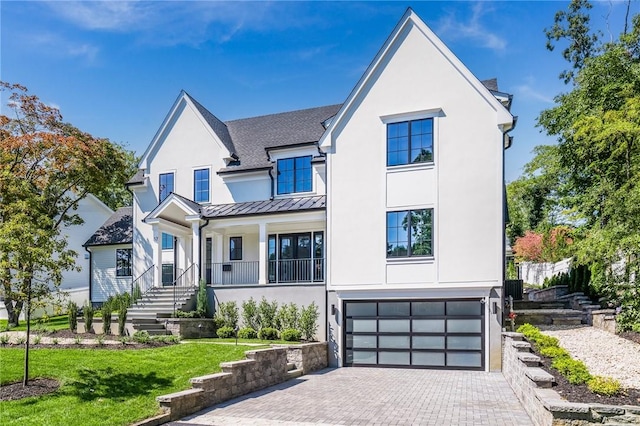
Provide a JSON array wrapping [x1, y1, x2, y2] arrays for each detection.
[[0, 378, 60, 402], [532, 345, 640, 406], [619, 330, 640, 345]]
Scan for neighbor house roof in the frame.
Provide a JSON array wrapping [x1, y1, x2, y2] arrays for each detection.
[[201, 195, 325, 219], [126, 170, 145, 186], [84, 207, 133, 247]]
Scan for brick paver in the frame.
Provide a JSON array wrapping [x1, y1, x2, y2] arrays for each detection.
[[170, 368, 533, 425]]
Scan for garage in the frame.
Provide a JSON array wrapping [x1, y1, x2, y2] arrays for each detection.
[[344, 299, 485, 370]]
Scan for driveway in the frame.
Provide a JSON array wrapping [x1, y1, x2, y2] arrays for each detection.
[[170, 368, 532, 426]]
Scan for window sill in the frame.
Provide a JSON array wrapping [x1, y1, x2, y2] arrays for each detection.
[[386, 256, 434, 264], [386, 162, 434, 173]]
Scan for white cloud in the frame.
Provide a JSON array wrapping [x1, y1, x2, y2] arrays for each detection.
[[436, 2, 506, 52], [515, 77, 554, 104], [44, 1, 302, 46], [22, 32, 100, 63]]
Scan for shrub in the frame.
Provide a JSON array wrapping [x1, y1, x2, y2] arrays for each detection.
[[258, 297, 278, 329], [215, 301, 238, 329], [68, 301, 79, 332], [96, 335, 105, 346], [52, 338, 59, 345], [74, 336, 82, 345], [242, 298, 259, 330], [281, 328, 301, 342], [196, 280, 209, 317], [16, 336, 26, 345], [237, 327, 257, 339], [101, 299, 112, 335], [551, 357, 592, 385], [539, 345, 570, 359], [533, 334, 560, 350], [216, 326, 235, 338], [517, 323, 541, 339], [175, 310, 201, 318], [299, 302, 319, 341], [0, 334, 9, 345], [258, 327, 279, 340], [587, 376, 621, 396], [118, 304, 128, 337], [83, 302, 95, 333], [152, 334, 181, 344], [33, 334, 42, 345], [132, 330, 151, 344], [277, 303, 299, 331]]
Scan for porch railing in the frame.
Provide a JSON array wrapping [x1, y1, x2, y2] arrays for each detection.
[[269, 258, 324, 283], [131, 265, 155, 304], [210, 261, 259, 285], [173, 264, 199, 316]]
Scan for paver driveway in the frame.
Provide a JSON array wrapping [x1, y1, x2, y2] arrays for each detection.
[[171, 368, 532, 426]]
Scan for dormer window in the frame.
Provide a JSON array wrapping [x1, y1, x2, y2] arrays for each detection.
[[277, 156, 312, 195]]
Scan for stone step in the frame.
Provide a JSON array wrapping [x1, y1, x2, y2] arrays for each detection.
[[517, 352, 541, 367], [552, 316, 583, 325], [287, 368, 303, 379], [133, 323, 165, 330], [130, 318, 157, 324], [134, 328, 168, 336], [287, 362, 296, 371], [525, 367, 555, 388]]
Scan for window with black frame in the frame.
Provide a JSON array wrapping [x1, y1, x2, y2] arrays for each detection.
[[387, 209, 433, 258], [277, 156, 312, 194], [116, 249, 132, 276], [387, 118, 433, 167], [229, 236, 242, 261]]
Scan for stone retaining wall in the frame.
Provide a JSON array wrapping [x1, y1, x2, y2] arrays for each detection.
[[502, 332, 640, 425], [591, 309, 617, 334], [77, 317, 120, 335], [527, 286, 569, 302], [164, 319, 217, 338], [150, 342, 328, 423]]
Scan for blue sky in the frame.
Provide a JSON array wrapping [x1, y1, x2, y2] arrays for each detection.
[[2, 1, 637, 182]]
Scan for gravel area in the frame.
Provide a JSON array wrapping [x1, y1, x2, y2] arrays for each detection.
[[1, 330, 122, 345], [539, 324, 640, 390]]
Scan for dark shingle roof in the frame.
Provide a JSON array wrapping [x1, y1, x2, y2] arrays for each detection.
[[186, 93, 237, 157], [201, 195, 325, 219], [217, 104, 341, 173], [481, 78, 499, 92], [126, 170, 145, 186], [84, 207, 133, 247]]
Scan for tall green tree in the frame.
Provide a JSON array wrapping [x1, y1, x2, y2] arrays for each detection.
[[533, 4, 640, 327], [1, 81, 134, 383]]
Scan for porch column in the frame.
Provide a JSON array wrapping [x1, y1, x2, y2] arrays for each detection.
[[258, 222, 267, 284], [191, 221, 200, 280], [153, 225, 162, 287]]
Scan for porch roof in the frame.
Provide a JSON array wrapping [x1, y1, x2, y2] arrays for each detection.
[[201, 195, 325, 219]]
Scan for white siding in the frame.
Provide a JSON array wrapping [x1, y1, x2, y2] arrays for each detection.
[[91, 245, 133, 303]]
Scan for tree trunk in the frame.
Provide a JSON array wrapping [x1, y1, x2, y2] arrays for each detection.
[[3, 297, 23, 327], [23, 281, 31, 387]]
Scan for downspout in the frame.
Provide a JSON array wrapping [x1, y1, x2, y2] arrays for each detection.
[[268, 168, 275, 200], [84, 246, 92, 304], [501, 117, 517, 328]]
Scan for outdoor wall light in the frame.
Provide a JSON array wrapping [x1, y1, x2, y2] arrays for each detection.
[[331, 304, 336, 315]]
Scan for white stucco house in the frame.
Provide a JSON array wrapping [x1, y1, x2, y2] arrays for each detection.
[[97, 9, 514, 371]]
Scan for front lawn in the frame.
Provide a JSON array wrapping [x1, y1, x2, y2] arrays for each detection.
[[0, 343, 262, 425], [0, 315, 68, 332]]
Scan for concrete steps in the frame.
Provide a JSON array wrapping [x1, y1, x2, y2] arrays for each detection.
[[286, 361, 303, 379], [128, 286, 198, 335]]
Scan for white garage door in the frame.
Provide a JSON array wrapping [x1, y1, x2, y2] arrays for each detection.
[[344, 299, 484, 370]]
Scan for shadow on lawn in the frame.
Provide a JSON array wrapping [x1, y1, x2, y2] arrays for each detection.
[[67, 367, 173, 402]]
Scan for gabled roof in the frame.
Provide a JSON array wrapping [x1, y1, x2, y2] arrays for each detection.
[[84, 207, 133, 247], [319, 8, 514, 150], [185, 93, 236, 157], [126, 169, 145, 186], [143, 192, 201, 223], [201, 195, 325, 219], [219, 104, 341, 173]]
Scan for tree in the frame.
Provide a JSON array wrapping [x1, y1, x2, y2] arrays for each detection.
[[534, 5, 640, 327], [1, 82, 133, 384]]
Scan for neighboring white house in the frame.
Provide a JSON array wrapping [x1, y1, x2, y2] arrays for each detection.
[[95, 8, 514, 371], [84, 207, 134, 305], [0, 193, 113, 319]]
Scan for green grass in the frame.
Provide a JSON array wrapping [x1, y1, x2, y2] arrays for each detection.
[[0, 315, 69, 332], [0, 343, 262, 425]]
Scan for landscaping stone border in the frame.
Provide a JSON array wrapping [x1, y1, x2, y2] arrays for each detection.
[[164, 318, 217, 338], [527, 286, 569, 302], [591, 309, 617, 334], [134, 342, 328, 425], [502, 332, 640, 425]]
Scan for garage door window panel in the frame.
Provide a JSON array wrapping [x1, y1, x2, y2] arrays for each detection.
[[412, 352, 445, 367], [379, 351, 410, 365], [447, 336, 482, 350], [447, 319, 482, 333], [379, 335, 410, 349], [413, 335, 445, 350]]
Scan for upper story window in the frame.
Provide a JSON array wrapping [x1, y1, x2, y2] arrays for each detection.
[[116, 248, 133, 276], [194, 168, 210, 203], [162, 233, 174, 250], [277, 156, 312, 195], [386, 209, 433, 258], [230, 236, 243, 260], [159, 172, 174, 202], [387, 118, 433, 167]]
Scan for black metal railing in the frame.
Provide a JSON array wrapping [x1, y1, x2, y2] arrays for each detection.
[[172, 264, 198, 316], [210, 261, 259, 285], [131, 265, 155, 304], [269, 258, 324, 283]]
